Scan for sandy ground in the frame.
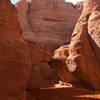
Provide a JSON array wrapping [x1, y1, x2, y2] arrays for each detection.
[[27, 82, 100, 100]]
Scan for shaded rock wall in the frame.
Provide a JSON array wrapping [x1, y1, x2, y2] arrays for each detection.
[[75, 1, 83, 12], [28, 0, 80, 45], [48, 45, 78, 83], [15, 0, 81, 89], [28, 63, 60, 89], [0, 0, 31, 99]]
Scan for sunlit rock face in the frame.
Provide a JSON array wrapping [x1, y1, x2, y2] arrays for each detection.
[[67, 0, 100, 91], [0, 0, 31, 100], [48, 45, 79, 83], [49, 0, 100, 91], [15, 0, 81, 65]]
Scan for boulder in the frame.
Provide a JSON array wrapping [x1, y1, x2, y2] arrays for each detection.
[[49, 0, 100, 91], [49, 45, 78, 83]]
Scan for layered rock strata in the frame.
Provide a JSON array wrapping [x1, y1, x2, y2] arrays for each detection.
[[15, 0, 81, 89]]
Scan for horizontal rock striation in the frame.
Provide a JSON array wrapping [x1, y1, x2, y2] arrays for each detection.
[[15, 0, 81, 91]]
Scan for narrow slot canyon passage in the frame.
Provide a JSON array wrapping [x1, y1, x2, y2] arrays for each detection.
[[1, 0, 100, 100]]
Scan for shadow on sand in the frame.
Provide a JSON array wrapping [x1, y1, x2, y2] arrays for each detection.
[[27, 86, 100, 100]]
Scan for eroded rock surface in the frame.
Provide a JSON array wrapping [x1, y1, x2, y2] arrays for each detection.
[[75, 1, 83, 12], [49, 0, 100, 91], [0, 0, 31, 99], [49, 45, 78, 83], [67, 0, 100, 91], [15, 0, 81, 90], [15, 0, 81, 64]]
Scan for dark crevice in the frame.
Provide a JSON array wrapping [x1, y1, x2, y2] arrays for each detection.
[[42, 18, 63, 22]]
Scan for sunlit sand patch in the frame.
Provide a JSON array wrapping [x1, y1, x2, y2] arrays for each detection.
[[40, 81, 72, 90], [54, 81, 72, 88], [75, 94, 100, 99]]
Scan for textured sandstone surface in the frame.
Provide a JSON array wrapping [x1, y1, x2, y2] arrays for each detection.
[[15, 0, 80, 64], [67, 0, 100, 91], [49, 45, 78, 83], [75, 1, 83, 12], [15, 2, 57, 89], [0, 0, 100, 100], [49, 0, 100, 91], [15, 0, 36, 42], [28, 0, 80, 45], [0, 0, 31, 99], [15, 0, 81, 90]]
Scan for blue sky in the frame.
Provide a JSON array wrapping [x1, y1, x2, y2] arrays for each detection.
[[66, 0, 83, 4], [11, 0, 83, 4], [11, 0, 19, 4]]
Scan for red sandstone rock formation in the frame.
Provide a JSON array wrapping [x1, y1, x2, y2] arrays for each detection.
[[75, 1, 83, 12], [15, 0, 36, 41], [15, 0, 81, 89], [49, 45, 78, 83], [28, 63, 60, 89], [49, 0, 100, 91], [67, 0, 100, 91], [1, 0, 100, 100], [0, 0, 31, 99], [28, 0, 80, 46], [16, 0, 80, 61]]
